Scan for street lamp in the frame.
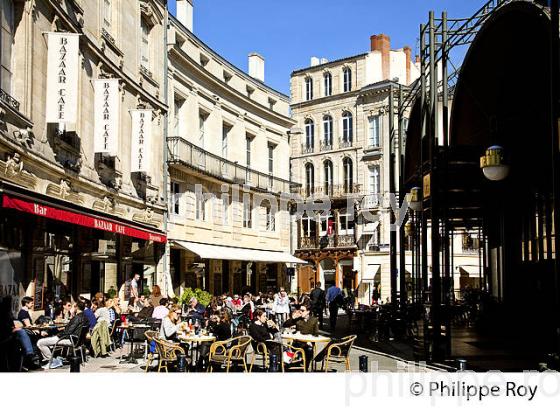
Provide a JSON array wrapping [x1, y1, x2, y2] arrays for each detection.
[[480, 145, 509, 181], [407, 187, 422, 212]]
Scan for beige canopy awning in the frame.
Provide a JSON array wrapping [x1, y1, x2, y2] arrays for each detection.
[[171, 240, 306, 264]]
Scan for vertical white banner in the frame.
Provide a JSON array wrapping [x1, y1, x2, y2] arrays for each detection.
[[45, 32, 80, 124], [93, 79, 120, 155], [130, 109, 152, 173]]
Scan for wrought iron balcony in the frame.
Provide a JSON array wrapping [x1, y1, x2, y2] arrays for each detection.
[[301, 144, 314, 154], [168, 136, 295, 194], [0, 88, 20, 112], [291, 183, 362, 199], [298, 234, 356, 250], [339, 139, 353, 148], [320, 141, 333, 152]]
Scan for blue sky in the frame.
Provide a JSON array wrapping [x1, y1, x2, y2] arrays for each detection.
[[168, 1, 485, 95]]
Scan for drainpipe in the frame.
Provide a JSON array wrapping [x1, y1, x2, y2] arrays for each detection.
[[162, 5, 172, 298]]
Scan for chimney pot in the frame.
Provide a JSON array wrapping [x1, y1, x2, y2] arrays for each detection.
[[403, 46, 412, 85]]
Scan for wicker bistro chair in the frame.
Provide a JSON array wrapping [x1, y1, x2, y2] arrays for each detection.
[[143, 330, 159, 372], [281, 339, 307, 372], [154, 338, 186, 373], [321, 335, 357, 372], [207, 335, 252, 373]]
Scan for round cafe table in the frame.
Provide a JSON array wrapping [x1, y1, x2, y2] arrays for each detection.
[[178, 334, 216, 369], [281, 333, 331, 371]]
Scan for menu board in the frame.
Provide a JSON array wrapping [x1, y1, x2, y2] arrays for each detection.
[[33, 279, 44, 311]]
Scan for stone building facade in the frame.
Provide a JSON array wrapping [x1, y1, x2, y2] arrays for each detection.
[[289, 34, 420, 302], [166, 2, 300, 297], [0, 0, 168, 312]]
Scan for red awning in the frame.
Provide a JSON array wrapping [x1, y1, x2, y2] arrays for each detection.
[[2, 194, 166, 243]]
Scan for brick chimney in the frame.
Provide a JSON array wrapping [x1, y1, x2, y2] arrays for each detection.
[[403, 46, 411, 85], [370, 34, 391, 81]]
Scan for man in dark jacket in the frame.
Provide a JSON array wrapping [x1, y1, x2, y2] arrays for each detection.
[[37, 300, 89, 362], [309, 282, 325, 329]]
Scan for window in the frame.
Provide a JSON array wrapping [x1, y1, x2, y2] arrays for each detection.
[[368, 166, 380, 195], [246, 135, 252, 168], [103, 0, 112, 31], [222, 124, 231, 159], [171, 182, 181, 215], [302, 214, 317, 238], [222, 194, 229, 225], [343, 158, 353, 193], [141, 19, 150, 69], [173, 97, 183, 136], [324, 160, 333, 196], [323, 115, 333, 147], [305, 77, 313, 100], [304, 119, 314, 150], [0, 0, 14, 92], [324, 72, 332, 97], [243, 196, 252, 228], [339, 210, 355, 236], [264, 202, 275, 231], [343, 67, 352, 92], [198, 113, 207, 169], [320, 212, 334, 236], [195, 191, 207, 221], [342, 111, 353, 143], [305, 163, 314, 197], [368, 115, 380, 147], [268, 143, 275, 175]]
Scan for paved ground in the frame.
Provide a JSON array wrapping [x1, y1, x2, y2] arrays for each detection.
[[38, 339, 435, 373]]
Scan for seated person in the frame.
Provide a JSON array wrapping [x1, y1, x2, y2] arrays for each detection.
[[186, 297, 205, 321], [94, 300, 112, 327], [37, 301, 89, 364], [1, 296, 40, 370], [80, 298, 97, 330], [197, 310, 232, 370], [17, 296, 34, 327], [248, 309, 282, 362], [282, 308, 303, 329], [135, 301, 154, 320], [159, 305, 182, 341], [291, 305, 318, 370], [152, 298, 170, 320], [135, 295, 149, 311]]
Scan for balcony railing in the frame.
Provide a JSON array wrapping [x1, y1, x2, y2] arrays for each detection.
[[291, 183, 361, 198], [339, 139, 353, 148], [298, 234, 356, 250], [361, 194, 380, 209], [0, 88, 20, 111], [301, 144, 314, 154], [320, 141, 333, 151], [168, 136, 296, 193]]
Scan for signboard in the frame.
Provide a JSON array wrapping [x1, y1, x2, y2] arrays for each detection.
[[33, 279, 44, 311], [130, 109, 152, 173], [2, 195, 167, 243], [93, 79, 120, 155], [45, 33, 80, 123], [423, 173, 431, 199]]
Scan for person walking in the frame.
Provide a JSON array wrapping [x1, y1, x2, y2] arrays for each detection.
[[326, 284, 343, 333], [309, 282, 325, 329], [273, 288, 290, 327]]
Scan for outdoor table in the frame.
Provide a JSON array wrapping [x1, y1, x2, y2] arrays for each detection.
[[118, 324, 150, 364], [281, 332, 331, 371], [178, 333, 216, 370]]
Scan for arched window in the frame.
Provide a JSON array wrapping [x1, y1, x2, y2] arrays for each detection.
[[305, 77, 313, 100], [1, 0, 14, 92], [305, 163, 315, 197], [342, 111, 353, 144], [343, 67, 352, 92], [322, 115, 333, 148], [304, 119, 314, 151], [324, 72, 332, 97], [324, 160, 333, 196], [343, 157, 353, 193]]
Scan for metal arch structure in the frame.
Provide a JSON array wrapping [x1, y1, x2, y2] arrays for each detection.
[[391, 0, 560, 363]]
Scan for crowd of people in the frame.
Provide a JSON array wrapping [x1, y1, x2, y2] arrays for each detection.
[[0, 273, 354, 372]]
